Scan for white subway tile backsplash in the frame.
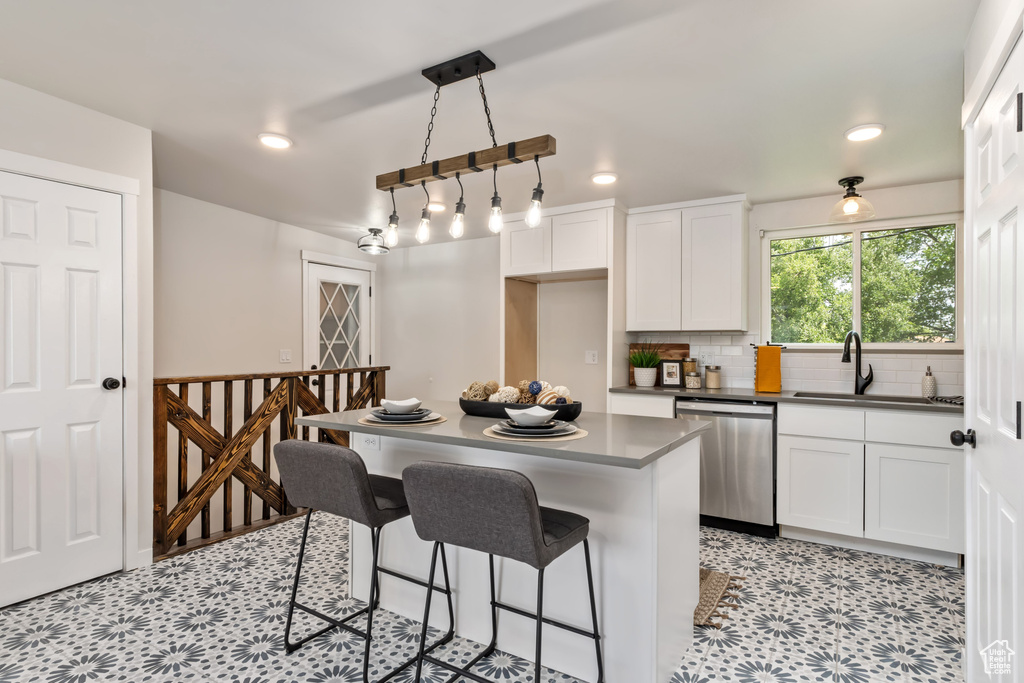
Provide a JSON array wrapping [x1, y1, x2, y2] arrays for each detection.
[[719, 346, 742, 356]]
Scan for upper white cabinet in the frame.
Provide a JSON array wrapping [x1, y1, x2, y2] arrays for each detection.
[[500, 207, 610, 277], [626, 211, 682, 330], [501, 217, 551, 276], [626, 195, 749, 332]]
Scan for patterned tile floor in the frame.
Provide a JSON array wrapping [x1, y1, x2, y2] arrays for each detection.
[[0, 514, 964, 682]]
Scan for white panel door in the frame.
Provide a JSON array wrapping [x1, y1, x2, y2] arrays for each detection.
[[626, 211, 682, 330], [777, 435, 864, 537], [551, 209, 608, 272], [501, 218, 551, 276], [964, 38, 1024, 681], [0, 170, 123, 607], [680, 202, 747, 331], [304, 263, 371, 372]]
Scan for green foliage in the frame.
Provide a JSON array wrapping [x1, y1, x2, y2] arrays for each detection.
[[629, 339, 662, 368], [769, 225, 956, 344]]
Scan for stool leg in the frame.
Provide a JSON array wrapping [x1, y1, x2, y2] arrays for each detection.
[[583, 539, 605, 683], [483, 554, 499, 658], [534, 568, 545, 683], [284, 509, 314, 654], [438, 542, 455, 639], [363, 526, 382, 683], [414, 541, 441, 680]]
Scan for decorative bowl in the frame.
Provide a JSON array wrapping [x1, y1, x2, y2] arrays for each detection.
[[381, 398, 422, 414], [505, 405, 558, 426], [458, 397, 583, 422]]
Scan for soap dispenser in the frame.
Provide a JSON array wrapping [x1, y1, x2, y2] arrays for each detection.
[[922, 366, 937, 398]]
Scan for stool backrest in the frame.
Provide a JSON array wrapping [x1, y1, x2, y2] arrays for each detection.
[[403, 461, 547, 568], [273, 440, 379, 528]]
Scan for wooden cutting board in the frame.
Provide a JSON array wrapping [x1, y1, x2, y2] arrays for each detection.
[[629, 343, 690, 386]]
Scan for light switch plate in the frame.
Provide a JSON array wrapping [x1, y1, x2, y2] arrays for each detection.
[[699, 352, 714, 366], [279, 349, 292, 363], [585, 350, 599, 365], [360, 434, 380, 451]]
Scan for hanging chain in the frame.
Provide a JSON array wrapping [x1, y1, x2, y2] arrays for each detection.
[[477, 70, 498, 148], [421, 83, 441, 165]]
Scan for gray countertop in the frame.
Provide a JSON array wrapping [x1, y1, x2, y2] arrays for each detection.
[[296, 400, 709, 470], [609, 385, 964, 414]]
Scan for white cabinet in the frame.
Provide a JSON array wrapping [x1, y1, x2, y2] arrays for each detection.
[[680, 202, 748, 331], [626, 210, 682, 330], [501, 218, 551, 276], [777, 435, 865, 537], [608, 392, 676, 418], [864, 443, 965, 553], [551, 210, 608, 272], [626, 196, 748, 332]]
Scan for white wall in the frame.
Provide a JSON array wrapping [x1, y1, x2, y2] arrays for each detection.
[[965, 0, 1021, 99], [537, 280, 609, 411], [0, 76, 154, 566], [631, 179, 966, 396], [377, 236, 500, 402], [153, 189, 377, 376]]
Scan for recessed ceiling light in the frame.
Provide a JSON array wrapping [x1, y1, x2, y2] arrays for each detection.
[[845, 124, 885, 142], [592, 172, 617, 185], [427, 202, 446, 212], [258, 133, 293, 149]]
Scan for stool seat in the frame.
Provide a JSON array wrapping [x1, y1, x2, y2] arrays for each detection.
[[368, 474, 407, 512], [540, 505, 589, 546]]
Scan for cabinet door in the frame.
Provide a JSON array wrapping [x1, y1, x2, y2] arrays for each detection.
[[626, 211, 682, 330], [864, 443, 965, 553], [551, 209, 608, 271], [777, 435, 864, 537], [501, 218, 551, 276], [607, 393, 675, 418], [680, 202, 747, 330]]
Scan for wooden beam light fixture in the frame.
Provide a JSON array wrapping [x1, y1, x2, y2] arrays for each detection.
[[373, 50, 556, 246]]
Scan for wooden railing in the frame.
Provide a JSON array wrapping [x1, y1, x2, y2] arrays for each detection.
[[152, 366, 388, 560]]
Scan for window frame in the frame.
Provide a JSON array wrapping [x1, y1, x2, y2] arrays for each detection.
[[760, 212, 964, 351]]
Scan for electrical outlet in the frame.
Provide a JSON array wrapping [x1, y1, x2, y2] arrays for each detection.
[[699, 352, 714, 366], [585, 350, 599, 365], [279, 349, 292, 363], [360, 433, 380, 451]]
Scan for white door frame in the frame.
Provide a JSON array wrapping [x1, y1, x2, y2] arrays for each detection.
[[300, 250, 376, 370], [0, 148, 146, 571]]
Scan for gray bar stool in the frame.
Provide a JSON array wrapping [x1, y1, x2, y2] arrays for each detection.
[[402, 461, 604, 683], [273, 441, 454, 683]]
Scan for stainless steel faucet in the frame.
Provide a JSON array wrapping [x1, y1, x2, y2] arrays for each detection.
[[841, 331, 874, 395]]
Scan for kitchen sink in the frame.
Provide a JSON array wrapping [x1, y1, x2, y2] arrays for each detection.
[[793, 391, 935, 405]]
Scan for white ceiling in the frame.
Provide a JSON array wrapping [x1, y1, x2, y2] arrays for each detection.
[[0, 0, 978, 244]]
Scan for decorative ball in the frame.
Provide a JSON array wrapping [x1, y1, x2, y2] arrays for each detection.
[[553, 385, 571, 399], [483, 380, 500, 397], [540, 381, 552, 392], [528, 380, 543, 396], [555, 397, 568, 405], [465, 381, 488, 402], [489, 385, 520, 403], [537, 389, 559, 405]]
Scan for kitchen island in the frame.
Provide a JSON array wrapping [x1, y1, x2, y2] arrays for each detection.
[[297, 401, 708, 683]]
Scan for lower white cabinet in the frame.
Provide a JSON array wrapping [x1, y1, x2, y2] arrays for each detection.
[[864, 443, 965, 553], [777, 435, 865, 537], [607, 393, 675, 418]]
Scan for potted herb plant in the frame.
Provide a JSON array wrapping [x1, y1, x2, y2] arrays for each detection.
[[630, 339, 662, 387]]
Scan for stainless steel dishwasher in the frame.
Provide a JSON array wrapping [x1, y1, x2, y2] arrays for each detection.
[[676, 398, 776, 536]]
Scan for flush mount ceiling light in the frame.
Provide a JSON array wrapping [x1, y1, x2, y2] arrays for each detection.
[[845, 124, 885, 142], [357, 227, 389, 255], [591, 172, 617, 185], [427, 202, 447, 212], [257, 133, 292, 149], [829, 176, 876, 223], [374, 50, 556, 247]]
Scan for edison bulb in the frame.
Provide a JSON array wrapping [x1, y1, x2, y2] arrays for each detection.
[[525, 199, 543, 228], [843, 199, 859, 215], [488, 206, 503, 233], [384, 225, 398, 247], [416, 215, 430, 243], [449, 212, 465, 239]]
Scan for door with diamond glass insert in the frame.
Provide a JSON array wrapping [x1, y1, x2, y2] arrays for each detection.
[[304, 264, 371, 384]]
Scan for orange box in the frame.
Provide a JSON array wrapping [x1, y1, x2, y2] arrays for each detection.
[[754, 345, 782, 393]]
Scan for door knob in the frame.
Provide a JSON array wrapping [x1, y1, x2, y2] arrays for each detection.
[[102, 377, 122, 390], [311, 364, 319, 387], [950, 429, 976, 448]]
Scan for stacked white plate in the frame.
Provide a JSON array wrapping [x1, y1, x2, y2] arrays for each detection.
[[491, 419, 577, 438], [365, 407, 443, 425]]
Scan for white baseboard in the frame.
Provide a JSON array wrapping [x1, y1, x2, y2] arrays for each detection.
[[779, 525, 961, 568]]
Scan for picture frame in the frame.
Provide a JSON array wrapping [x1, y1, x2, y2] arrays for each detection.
[[660, 360, 682, 387]]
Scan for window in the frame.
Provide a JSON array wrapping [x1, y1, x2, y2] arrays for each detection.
[[765, 220, 959, 346]]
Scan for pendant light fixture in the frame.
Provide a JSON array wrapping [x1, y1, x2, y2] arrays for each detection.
[[358, 227, 389, 255], [829, 176, 876, 223], [415, 181, 431, 244], [449, 172, 466, 238], [384, 187, 400, 248], [524, 155, 544, 228], [373, 50, 556, 246]]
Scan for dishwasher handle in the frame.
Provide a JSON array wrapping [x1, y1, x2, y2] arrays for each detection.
[[676, 400, 775, 417]]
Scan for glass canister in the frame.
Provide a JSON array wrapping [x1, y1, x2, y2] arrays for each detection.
[[705, 365, 722, 389], [685, 371, 702, 389], [682, 357, 698, 375]]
